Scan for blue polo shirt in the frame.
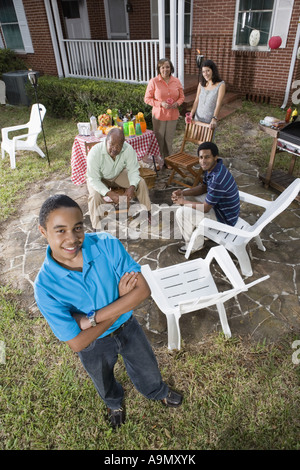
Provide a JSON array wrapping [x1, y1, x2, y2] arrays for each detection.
[[34, 233, 141, 342], [203, 158, 240, 226]]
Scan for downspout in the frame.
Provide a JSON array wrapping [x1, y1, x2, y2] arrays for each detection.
[[177, 0, 185, 88], [44, 0, 63, 77], [281, 17, 300, 109]]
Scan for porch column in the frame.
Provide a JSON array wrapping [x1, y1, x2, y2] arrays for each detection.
[[170, 0, 177, 76], [50, 0, 70, 77], [44, 0, 63, 77], [177, 0, 185, 87], [158, 0, 165, 59]]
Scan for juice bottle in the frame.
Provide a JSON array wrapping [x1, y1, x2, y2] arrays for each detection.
[[136, 123, 142, 135], [128, 121, 135, 137], [123, 121, 129, 137], [140, 119, 147, 133]]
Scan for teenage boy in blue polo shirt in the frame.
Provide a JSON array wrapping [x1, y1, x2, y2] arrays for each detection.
[[171, 142, 240, 254], [34, 194, 182, 429]]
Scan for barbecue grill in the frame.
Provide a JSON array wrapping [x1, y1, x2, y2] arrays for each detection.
[[259, 121, 300, 201], [277, 121, 300, 155]]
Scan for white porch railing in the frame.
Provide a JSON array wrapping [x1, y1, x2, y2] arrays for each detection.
[[62, 39, 160, 84]]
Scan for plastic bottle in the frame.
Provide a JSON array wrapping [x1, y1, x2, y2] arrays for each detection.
[[128, 121, 135, 137], [285, 107, 292, 123], [291, 108, 298, 122], [90, 115, 97, 135], [136, 123, 142, 135], [123, 120, 129, 137]]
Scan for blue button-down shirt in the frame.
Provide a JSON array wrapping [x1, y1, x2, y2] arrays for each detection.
[[34, 233, 141, 342]]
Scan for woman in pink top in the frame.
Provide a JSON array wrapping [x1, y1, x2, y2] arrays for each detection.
[[144, 58, 185, 161]]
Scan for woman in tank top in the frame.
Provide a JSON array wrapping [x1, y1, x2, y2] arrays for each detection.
[[190, 60, 225, 130]]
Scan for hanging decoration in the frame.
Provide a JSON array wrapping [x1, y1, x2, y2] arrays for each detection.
[[249, 29, 260, 46], [269, 36, 282, 49]]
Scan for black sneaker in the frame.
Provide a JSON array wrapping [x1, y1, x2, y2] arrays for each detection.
[[161, 389, 183, 408], [107, 407, 125, 429]]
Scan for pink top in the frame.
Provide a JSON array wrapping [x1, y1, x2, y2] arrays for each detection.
[[144, 74, 185, 121]]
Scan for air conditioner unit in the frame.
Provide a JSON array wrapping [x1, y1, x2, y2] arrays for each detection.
[[2, 70, 39, 106]]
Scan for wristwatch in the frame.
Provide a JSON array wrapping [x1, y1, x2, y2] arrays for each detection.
[[87, 310, 97, 327]]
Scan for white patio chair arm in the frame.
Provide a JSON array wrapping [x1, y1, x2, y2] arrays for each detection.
[[12, 131, 39, 141], [1, 124, 29, 139], [239, 191, 272, 209], [179, 274, 270, 314], [200, 217, 261, 238], [205, 245, 245, 286]]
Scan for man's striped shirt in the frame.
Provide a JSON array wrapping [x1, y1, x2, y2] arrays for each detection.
[[203, 159, 240, 226]]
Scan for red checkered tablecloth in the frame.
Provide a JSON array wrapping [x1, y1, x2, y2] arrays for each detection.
[[71, 130, 161, 185]]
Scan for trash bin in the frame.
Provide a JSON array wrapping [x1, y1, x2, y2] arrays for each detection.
[[2, 70, 39, 106]]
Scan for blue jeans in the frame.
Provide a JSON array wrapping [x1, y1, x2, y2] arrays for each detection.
[[78, 316, 169, 409]]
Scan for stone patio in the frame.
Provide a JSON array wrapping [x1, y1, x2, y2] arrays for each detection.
[[0, 159, 299, 350]]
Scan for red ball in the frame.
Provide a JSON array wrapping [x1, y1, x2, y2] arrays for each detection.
[[269, 36, 282, 49]]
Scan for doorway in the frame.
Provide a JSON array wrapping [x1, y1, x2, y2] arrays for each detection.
[[61, 0, 90, 39]]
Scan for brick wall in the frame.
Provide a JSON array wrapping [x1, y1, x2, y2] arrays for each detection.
[[88, 0, 107, 39], [21, 0, 58, 76], [190, 0, 300, 106], [127, 1, 151, 39]]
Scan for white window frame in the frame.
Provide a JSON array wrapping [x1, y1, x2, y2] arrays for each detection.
[[232, 0, 294, 51], [151, 0, 193, 48], [0, 0, 34, 53]]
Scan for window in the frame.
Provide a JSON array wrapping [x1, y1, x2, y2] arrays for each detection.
[[233, 0, 294, 50], [0, 0, 33, 53], [151, 0, 193, 47], [235, 0, 274, 46]]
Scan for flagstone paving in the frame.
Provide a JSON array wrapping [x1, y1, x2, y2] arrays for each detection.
[[0, 159, 299, 350]]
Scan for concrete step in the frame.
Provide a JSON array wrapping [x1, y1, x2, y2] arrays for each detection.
[[218, 98, 243, 120], [182, 90, 242, 120]]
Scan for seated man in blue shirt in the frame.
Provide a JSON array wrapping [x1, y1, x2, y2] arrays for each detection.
[[171, 141, 240, 254], [34, 194, 182, 429]]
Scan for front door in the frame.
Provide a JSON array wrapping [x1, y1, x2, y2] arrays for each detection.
[[61, 0, 90, 39], [104, 0, 130, 39]]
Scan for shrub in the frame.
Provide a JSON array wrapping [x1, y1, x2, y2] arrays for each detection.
[[0, 49, 28, 79], [26, 76, 153, 127]]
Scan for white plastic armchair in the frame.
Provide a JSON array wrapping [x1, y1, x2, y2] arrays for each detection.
[[185, 178, 300, 277], [141, 246, 269, 350], [1, 103, 46, 169]]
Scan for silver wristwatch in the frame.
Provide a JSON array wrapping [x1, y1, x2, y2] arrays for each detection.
[[87, 310, 96, 327]]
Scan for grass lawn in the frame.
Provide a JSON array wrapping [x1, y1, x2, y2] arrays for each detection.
[[0, 102, 300, 450]]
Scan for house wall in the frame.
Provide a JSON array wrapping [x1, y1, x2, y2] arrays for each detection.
[[88, 0, 107, 39], [11, 0, 300, 107], [87, 0, 151, 39], [127, 1, 151, 40], [189, 0, 300, 107], [20, 0, 58, 75]]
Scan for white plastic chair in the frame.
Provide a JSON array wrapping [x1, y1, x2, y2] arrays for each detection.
[[141, 246, 269, 350], [185, 178, 300, 277], [1, 103, 46, 169]]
